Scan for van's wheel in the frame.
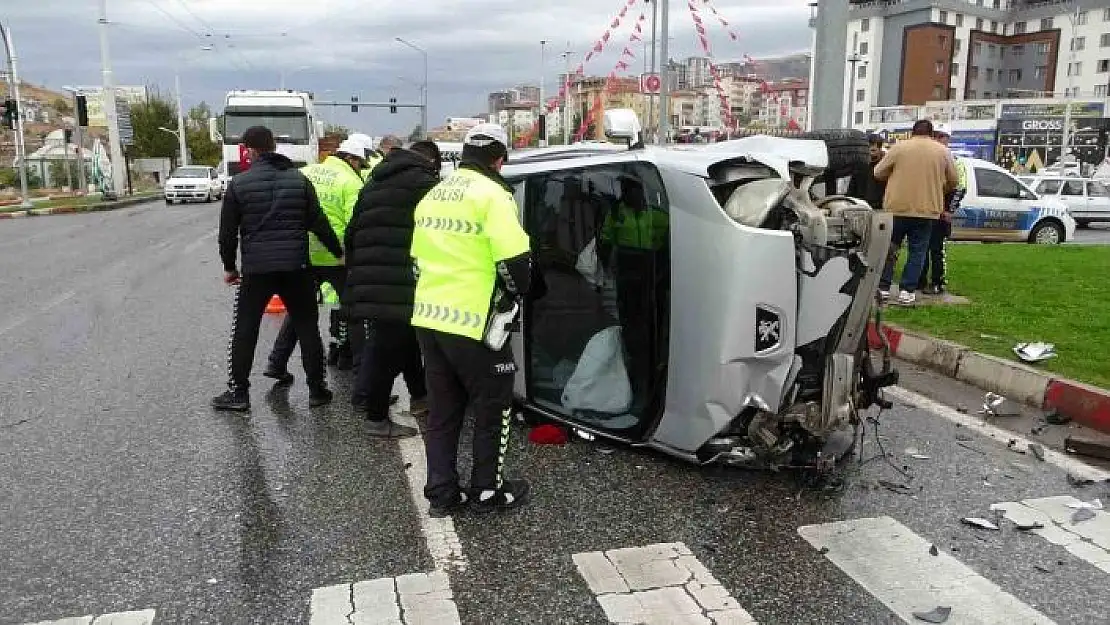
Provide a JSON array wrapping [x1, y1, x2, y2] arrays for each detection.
[[1029, 220, 1065, 244]]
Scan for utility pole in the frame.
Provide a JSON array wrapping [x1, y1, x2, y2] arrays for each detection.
[[562, 45, 575, 145], [98, 0, 127, 197], [648, 0, 659, 143], [174, 73, 188, 166], [658, 0, 671, 145], [1, 22, 32, 209], [539, 40, 548, 147], [846, 54, 862, 129]]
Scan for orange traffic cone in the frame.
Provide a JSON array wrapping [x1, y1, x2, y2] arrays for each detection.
[[265, 295, 286, 314]]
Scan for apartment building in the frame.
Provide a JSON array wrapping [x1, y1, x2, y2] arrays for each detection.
[[813, 0, 1110, 128]]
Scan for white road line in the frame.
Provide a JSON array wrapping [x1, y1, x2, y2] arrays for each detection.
[[992, 496, 1110, 574], [181, 229, 218, 256], [799, 516, 1057, 625], [394, 412, 467, 572], [25, 609, 156, 625], [309, 572, 461, 625], [0, 290, 76, 337], [572, 542, 758, 624], [886, 386, 1110, 483]]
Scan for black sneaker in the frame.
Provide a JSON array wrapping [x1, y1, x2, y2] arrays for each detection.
[[429, 491, 469, 518], [309, 386, 334, 407], [365, 418, 419, 439], [211, 389, 250, 412], [473, 479, 531, 514], [336, 353, 354, 371], [326, 344, 340, 367], [262, 364, 294, 386]]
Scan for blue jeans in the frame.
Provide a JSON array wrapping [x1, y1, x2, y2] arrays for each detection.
[[880, 217, 935, 293]]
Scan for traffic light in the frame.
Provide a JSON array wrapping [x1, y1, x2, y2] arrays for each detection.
[[1, 99, 16, 130], [389, 97, 397, 114], [76, 95, 89, 127], [351, 95, 359, 113], [64, 129, 73, 145]]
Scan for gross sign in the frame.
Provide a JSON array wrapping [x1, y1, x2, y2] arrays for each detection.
[[1021, 119, 1064, 131]]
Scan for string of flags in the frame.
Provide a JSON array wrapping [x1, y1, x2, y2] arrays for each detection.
[[687, 0, 735, 129]]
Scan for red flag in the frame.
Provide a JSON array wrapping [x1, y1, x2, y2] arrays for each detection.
[[611, 18, 620, 28], [623, 46, 635, 57], [729, 32, 738, 41], [616, 61, 629, 70], [786, 118, 801, 131], [586, 51, 595, 61], [696, 24, 706, 35], [575, 63, 584, 74], [619, 7, 628, 18], [635, 21, 643, 33], [593, 40, 603, 52], [630, 33, 642, 42], [602, 31, 611, 43]]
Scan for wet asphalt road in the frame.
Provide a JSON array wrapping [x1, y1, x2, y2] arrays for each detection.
[[2, 201, 1109, 624], [1071, 222, 1110, 244]]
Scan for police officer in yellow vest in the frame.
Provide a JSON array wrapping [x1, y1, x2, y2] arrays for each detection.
[[411, 123, 533, 516], [263, 134, 373, 382]]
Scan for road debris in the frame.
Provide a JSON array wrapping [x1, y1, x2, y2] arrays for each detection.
[[961, 517, 1000, 531], [878, 479, 915, 496], [1013, 341, 1056, 363], [982, 392, 1019, 417], [1034, 564, 1053, 574], [1013, 521, 1045, 531], [912, 605, 952, 623], [957, 441, 986, 455], [1067, 472, 1095, 488], [929, 544, 939, 556], [1066, 498, 1104, 511], [1028, 443, 1046, 462], [1065, 435, 1110, 461], [1045, 410, 1071, 425], [905, 447, 931, 460], [1071, 508, 1096, 524]]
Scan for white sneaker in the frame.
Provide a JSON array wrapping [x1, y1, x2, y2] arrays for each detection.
[[896, 290, 916, 305]]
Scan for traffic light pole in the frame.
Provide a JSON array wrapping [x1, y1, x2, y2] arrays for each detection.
[[1, 22, 33, 210]]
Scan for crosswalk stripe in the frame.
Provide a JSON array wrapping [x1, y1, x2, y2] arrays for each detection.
[[24, 609, 156, 625], [992, 496, 1110, 574], [799, 516, 1057, 624], [309, 572, 461, 625], [572, 542, 758, 624]]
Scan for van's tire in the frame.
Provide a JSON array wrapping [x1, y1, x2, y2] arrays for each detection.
[[1029, 219, 1065, 244], [731, 128, 870, 179]]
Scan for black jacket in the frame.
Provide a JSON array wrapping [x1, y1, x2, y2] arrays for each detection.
[[847, 157, 887, 211], [344, 148, 441, 322], [218, 152, 343, 275]]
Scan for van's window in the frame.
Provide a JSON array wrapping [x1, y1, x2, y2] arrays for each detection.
[[1061, 180, 1084, 196], [1087, 180, 1109, 197], [975, 168, 1023, 199], [1037, 179, 1061, 194]]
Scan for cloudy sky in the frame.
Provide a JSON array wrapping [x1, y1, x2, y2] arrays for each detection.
[[6, 0, 813, 134]]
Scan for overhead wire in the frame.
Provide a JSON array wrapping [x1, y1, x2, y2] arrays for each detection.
[[135, 0, 253, 72]]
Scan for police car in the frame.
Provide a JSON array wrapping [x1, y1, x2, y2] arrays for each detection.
[[950, 157, 1075, 244], [498, 109, 896, 471]]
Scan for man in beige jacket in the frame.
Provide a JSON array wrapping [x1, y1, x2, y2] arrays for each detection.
[[873, 119, 959, 305]]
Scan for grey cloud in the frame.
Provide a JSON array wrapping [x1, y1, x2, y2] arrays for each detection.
[[4, 0, 812, 134]]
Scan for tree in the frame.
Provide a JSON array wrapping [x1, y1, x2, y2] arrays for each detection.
[[323, 123, 350, 137], [128, 88, 179, 160], [186, 102, 220, 166], [52, 97, 72, 115]]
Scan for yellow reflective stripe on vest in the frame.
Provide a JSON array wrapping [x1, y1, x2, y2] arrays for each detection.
[[414, 215, 484, 235], [412, 302, 484, 330], [304, 156, 361, 266]]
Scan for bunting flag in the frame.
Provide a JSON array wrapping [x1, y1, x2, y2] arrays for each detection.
[[688, 2, 735, 129], [702, 0, 741, 41], [622, 46, 635, 58]]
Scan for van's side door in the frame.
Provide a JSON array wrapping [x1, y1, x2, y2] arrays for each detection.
[[1081, 179, 1110, 224], [958, 167, 1034, 242]]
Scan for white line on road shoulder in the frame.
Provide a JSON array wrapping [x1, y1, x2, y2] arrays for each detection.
[[992, 496, 1110, 574], [309, 572, 461, 625], [0, 290, 76, 338], [886, 386, 1110, 482], [25, 609, 156, 625], [799, 516, 1057, 624], [572, 542, 758, 624]]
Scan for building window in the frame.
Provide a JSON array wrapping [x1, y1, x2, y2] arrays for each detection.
[[1102, 33, 1110, 47], [854, 111, 864, 125], [1015, 21, 1027, 34], [993, 0, 1001, 7], [1097, 85, 1109, 96], [1072, 37, 1086, 51], [974, 42, 983, 57], [1077, 11, 1089, 26], [989, 44, 997, 57], [936, 61, 946, 75], [938, 34, 948, 48], [1009, 69, 1022, 82], [856, 89, 865, 102], [1036, 42, 1050, 55], [939, 10, 948, 24], [933, 85, 945, 98], [860, 41, 869, 55], [1100, 59, 1110, 72], [1105, 8, 1110, 21], [956, 14, 964, 27], [986, 68, 995, 81], [967, 90, 977, 99], [858, 64, 867, 79], [970, 66, 980, 79], [1013, 44, 1025, 56], [1068, 61, 1083, 76], [1041, 17, 1054, 30], [1034, 65, 1047, 79], [954, 39, 963, 53], [991, 21, 998, 33], [949, 87, 958, 99], [861, 18, 870, 32], [976, 17, 984, 30], [952, 62, 960, 75], [983, 91, 992, 99]]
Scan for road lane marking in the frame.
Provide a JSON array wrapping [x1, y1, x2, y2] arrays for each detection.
[[886, 386, 1110, 483], [0, 290, 76, 337], [25, 609, 156, 625], [572, 542, 758, 624], [394, 412, 467, 572], [309, 572, 461, 625], [992, 496, 1110, 574], [181, 229, 218, 256], [799, 516, 1057, 624]]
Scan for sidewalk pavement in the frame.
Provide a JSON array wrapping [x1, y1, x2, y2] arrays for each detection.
[[869, 323, 1110, 437], [0, 194, 159, 219]]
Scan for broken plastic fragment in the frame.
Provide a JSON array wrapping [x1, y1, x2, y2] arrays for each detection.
[[1071, 508, 1096, 524], [913, 606, 952, 623], [1014, 521, 1045, 531], [961, 517, 1000, 530], [1045, 410, 1071, 425], [929, 544, 939, 556], [983, 392, 1019, 417], [1028, 443, 1046, 461], [1066, 498, 1104, 511], [1067, 473, 1095, 488], [1013, 341, 1056, 363]]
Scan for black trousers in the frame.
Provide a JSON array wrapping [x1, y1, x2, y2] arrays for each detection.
[[353, 319, 427, 420], [416, 328, 516, 505], [228, 271, 326, 392], [919, 218, 952, 289], [267, 266, 349, 370]]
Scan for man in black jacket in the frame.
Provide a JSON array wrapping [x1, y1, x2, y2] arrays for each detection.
[[847, 133, 887, 210], [344, 141, 442, 437], [213, 126, 345, 412]]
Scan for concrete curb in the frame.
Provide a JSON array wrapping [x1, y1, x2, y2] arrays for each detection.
[[0, 195, 158, 219], [868, 323, 1110, 435]]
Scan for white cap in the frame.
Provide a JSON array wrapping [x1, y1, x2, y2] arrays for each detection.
[[337, 135, 374, 159], [346, 133, 374, 157], [463, 123, 509, 149], [934, 123, 952, 137]]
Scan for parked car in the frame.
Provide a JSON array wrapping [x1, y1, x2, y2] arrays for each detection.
[[164, 166, 224, 204], [1022, 175, 1110, 228], [950, 157, 1075, 244], [500, 110, 896, 471]]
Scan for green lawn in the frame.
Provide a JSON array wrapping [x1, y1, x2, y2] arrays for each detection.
[[884, 244, 1110, 388]]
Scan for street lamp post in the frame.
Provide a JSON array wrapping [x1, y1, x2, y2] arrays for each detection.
[[97, 0, 127, 197], [0, 21, 32, 209], [173, 46, 214, 168], [396, 38, 428, 139], [561, 45, 576, 146], [658, 0, 671, 144], [846, 53, 864, 129]]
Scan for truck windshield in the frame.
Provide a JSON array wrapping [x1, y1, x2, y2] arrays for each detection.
[[224, 112, 309, 145]]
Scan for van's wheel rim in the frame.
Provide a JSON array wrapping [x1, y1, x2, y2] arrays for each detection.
[[1034, 225, 1062, 244]]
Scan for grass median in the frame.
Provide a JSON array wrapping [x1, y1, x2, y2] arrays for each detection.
[[883, 243, 1110, 389]]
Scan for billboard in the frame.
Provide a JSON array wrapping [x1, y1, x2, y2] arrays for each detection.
[[71, 85, 148, 127], [876, 128, 998, 161]]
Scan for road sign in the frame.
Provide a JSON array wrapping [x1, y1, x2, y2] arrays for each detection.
[[116, 97, 133, 146], [641, 73, 661, 94]]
